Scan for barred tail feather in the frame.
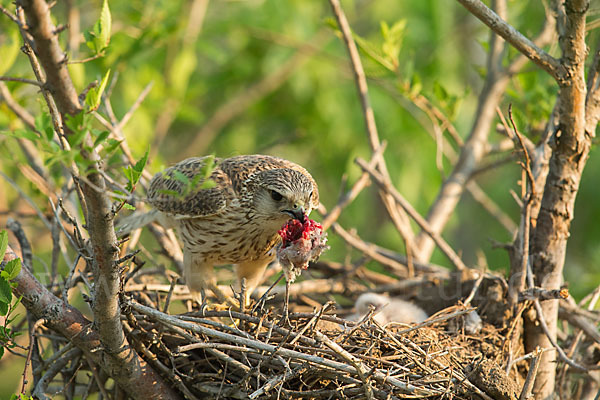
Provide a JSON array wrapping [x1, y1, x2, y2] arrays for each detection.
[[116, 209, 161, 234]]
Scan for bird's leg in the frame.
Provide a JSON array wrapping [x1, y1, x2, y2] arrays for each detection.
[[236, 259, 270, 307], [185, 254, 237, 308]]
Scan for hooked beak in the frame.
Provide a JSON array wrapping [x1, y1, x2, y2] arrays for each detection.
[[283, 207, 305, 222]]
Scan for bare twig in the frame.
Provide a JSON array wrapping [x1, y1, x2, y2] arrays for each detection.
[[519, 347, 545, 400], [0, 75, 44, 87], [355, 158, 469, 271], [519, 287, 569, 302], [321, 142, 386, 231]]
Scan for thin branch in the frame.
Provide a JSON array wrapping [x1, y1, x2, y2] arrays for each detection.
[[455, 0, 562, 80], [328, 0, 416, 260], [0, 76, 44, 87], [321, 141, 386, 231], [519, 347, 545, 400], [415, 0, 555, 261], [519, 287, 569, 302], [355, 157, 469, 271]]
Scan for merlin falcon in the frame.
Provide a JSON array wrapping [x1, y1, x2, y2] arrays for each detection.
[[123, 155, 319, 305]]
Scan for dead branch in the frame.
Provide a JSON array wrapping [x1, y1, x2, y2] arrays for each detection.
[[519, 287, 568, 302]]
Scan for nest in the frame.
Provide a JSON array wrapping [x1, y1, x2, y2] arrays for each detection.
[[122, 263, 524, 400]]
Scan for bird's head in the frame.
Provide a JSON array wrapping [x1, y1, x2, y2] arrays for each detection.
[[355, 293, 389, 315], [251, 168, 319, 228]]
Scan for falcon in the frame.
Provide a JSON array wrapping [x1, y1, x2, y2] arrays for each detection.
[[123, 155, 319, 305]]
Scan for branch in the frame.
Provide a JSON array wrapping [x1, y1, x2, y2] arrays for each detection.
[[328, 0, 416, 258], [2, 244, 180, 399], [14, 0, 180, 397], [416, 0, 555, 261], [526, 0, 591, 396], [0, 76, 44, 87], [455, 0, 562, 80], [355, 157, 469, 271], [17, 0, 81, 116]]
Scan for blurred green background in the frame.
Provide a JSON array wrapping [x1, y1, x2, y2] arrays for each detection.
[[0, 0, 599, 396]]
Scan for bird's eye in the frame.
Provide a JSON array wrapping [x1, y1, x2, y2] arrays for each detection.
[[271, 190, 283, 201]]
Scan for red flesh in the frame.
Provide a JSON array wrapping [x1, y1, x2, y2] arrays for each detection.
[[278, 217, 323, 247]]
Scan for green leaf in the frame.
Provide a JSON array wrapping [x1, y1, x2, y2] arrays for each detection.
[[93, 130, 110, 147], [133, 148, 149, 178], [199, 154, 215, 178], [157, 189, 180, 197], [7, 129, 40, 142], [380, 20, 405, 71], [122, 203, 136, 210], [65, 111, 89, 133], [0, 231, 7, 259], [433, 81, 448, 103], [200, 180, 217, 189], [67, 125, 88, 147], [171, 170, 190, 185], [1, 259, 21, 281], [35, 112, 54, 141], [85, 69, 111, 111], [0, 277, 11, 304], [85, 0, 112, 53], [354, 34, 395, 72], [0, 346, 4, 360], [102, 138, 122, 155], [98, 0, 112, 50]]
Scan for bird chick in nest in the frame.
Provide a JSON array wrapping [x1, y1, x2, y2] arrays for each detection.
[[350, 292, 428, 325], [118, 155, 320, 307]]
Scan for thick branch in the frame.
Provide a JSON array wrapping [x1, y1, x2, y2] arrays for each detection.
[[17, 0, 81, 115], [525, 1, 591, 398], [15, 0, 175, 397], [2, 245, 180, 399]]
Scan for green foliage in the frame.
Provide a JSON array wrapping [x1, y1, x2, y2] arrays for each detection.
[[158, 155, 216, 199], [10, 395, 33, 400], [85, 69, 111, 111], [84, 0, 112, 54], [0, 231, 23, 362], [123, 147, 149, 193]]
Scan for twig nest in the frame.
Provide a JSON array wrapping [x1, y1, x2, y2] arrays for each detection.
[[351, 292, 428, 325], [277, 217, 329, 283]]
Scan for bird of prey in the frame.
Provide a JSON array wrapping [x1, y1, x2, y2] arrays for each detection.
[[122, 155, 319, 306]]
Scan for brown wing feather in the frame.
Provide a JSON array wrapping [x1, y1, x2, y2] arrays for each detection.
[[147, 155, 319, 216], [147, 156, 232, 217], [219, 155, 319, 206]]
